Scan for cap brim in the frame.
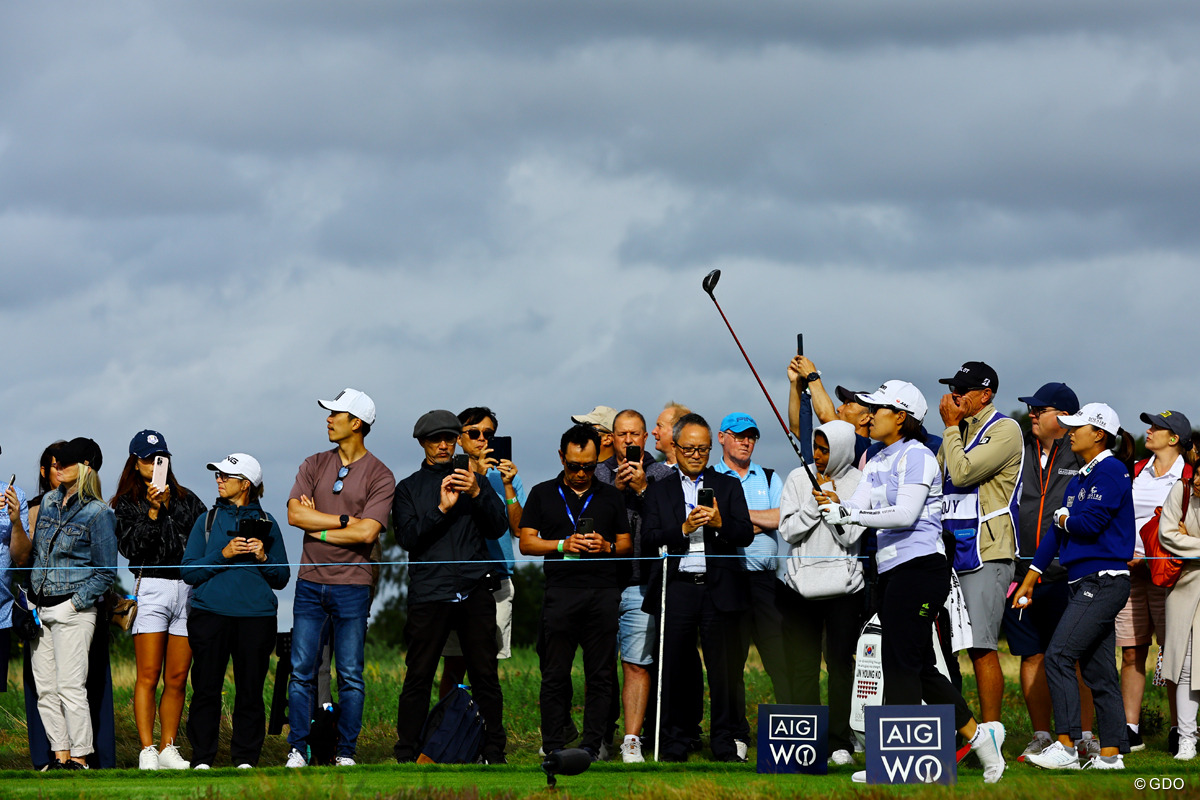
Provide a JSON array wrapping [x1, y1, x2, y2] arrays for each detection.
[[1056, 413, 1088, 428]]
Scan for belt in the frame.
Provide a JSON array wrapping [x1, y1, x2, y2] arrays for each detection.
[[674, 572, 706, 585]]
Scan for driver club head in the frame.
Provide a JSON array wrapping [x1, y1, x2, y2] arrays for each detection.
[[702, 269, 721, 296]]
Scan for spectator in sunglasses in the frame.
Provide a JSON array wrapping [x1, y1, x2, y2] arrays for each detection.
[[936, 361, 1024, 728], [435, 406, 528, 699], [392, 409, 510, 764], [284, 388, 396, 768], [181, 453, 288, 768], [519, 424, 632, 759]]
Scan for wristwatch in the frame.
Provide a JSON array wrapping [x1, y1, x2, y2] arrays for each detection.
[[804, 371, 820, 383], [339, 514, 349, 529]]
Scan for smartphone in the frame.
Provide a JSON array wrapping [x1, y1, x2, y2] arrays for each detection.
[[237, 517, 271, 541], [6, 473, 15, 492], [489, 435, 513, 463], [796, 333, 804, 356], [698, 488, 715, 508], [576, 517, 595, 534], [452, 454, 470, 472], [151, 455, 169, 491], [625, 444, 642, 464]]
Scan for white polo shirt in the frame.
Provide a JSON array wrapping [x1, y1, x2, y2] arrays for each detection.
[[1131, 454, 1185, 557]]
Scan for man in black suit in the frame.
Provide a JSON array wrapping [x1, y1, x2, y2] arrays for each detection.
[[642, 413, 754, 762]]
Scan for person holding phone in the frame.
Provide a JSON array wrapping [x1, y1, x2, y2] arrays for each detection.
[[815, 383, 1006, 783], [391, 410, 510, 764], [180, 453, 289, 769], [111, 430, 207, 770], [641, 413, 755, 763], [11, 437, 116, 770], [1, 455, 31, 705], [436, 406, 528, 699], [519, 424, 633, 759]]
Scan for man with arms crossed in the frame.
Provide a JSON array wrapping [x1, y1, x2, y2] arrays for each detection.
[[286, 388, 395, 767]]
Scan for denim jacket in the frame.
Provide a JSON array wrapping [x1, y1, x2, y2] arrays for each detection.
[[31, 487, 118, 610]]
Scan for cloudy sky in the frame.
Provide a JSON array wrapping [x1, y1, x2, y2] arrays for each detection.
[[3, 2, 1198, 615]]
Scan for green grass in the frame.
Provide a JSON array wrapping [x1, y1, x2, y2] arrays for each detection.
[[1, 638, 1192, 798]]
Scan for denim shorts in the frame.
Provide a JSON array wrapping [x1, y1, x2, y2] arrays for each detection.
[[618, 584, 657, 666], [131, 577, 191, 637]]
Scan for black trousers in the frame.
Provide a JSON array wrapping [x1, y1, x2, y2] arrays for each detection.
[[659, 580, 746, 760], [735, 572, 791, 711], [393, 590, 506, 761], [186, 610, 277, 766], [877, 554, 972, 729], [777, 586, 862, 752], [538, 586, 621, 752]]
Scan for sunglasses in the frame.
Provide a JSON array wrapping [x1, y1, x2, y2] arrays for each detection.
[[215, 472, 246, 483], [462, 429, 495, 441], [564, 461, 598, 474], [333, 465, 350, 494]]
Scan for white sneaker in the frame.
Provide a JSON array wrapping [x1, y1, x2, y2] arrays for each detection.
[[237, 763, 253, 769], [1026, 740, 1080, 770], [285, 748, 307, 768], [1083, 753, 1124, 770], [851, 770, 867, 783], [735, 739, 748, 761], [1019, 733, 1053, 762], [1176, 736, 1197, 761], [138, 746, 159, 770], [157, 743, 191, 770], [193, 764, 211, 770], [970, 721, 1006, 784], [621, 735, 644, 763], [335, 756, 356, 766], [828, 749, 854, 766]]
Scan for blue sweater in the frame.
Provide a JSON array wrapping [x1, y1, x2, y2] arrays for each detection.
[[180, 499, 290, 617], [1031, 453, 1134, 582]]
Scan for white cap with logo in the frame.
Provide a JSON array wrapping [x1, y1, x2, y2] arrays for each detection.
[[319, 388, 377, 426], [856, 380, 929, 422], [1057, 403, 1121, 436], [207, 453, 264, 487]]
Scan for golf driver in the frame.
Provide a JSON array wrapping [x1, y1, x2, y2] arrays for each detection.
[[701, 269, 820, 488]]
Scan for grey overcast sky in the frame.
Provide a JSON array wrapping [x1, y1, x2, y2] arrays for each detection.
[[3, 2, 1198, 616]]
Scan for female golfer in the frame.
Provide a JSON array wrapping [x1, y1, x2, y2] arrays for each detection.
[[1012, 402, 1135, 770], [815, 381, 1006, 784]]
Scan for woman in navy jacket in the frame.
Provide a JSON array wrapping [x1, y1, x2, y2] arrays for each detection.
[[1013, 403, 1135, 770], [181, 453, 289, 769]]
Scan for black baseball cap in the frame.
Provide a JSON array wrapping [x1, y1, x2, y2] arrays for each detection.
[[834, 385, 868, 406], [56, 437, 103, 470], [1017, 383, 1080, 415], [938, 361, 999, 393]]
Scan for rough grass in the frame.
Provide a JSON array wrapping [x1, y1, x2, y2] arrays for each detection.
[[1, 636, 1189, 798]]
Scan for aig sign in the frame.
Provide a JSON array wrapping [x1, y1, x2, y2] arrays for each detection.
[[755, 704, 828, 775], [865, 705, 956, 785]]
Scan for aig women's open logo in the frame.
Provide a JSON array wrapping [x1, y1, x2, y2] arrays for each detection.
[[755, 704, 828, 775], [865, 705, 956, 785]]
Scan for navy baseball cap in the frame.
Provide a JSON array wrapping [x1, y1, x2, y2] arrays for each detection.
[[719, 413, 760, 435], [1018, 383, 1081, 415], [129, 430, 171, 459], [1140, 410, 1193, 441]]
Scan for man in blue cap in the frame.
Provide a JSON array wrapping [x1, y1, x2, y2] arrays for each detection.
[[714, 412, 786, 757], [1003, 382, 1092, 761]]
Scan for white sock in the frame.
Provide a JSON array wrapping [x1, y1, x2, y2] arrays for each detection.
[[1035, 730, 1051, 740], [1129, 723, 1140, 734]]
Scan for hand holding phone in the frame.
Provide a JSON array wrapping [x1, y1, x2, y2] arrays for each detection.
[[625, 444, 642, 464], [151, 456, 169, 492]]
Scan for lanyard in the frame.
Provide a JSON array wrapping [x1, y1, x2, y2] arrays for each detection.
[[558, 485, 594, 531]]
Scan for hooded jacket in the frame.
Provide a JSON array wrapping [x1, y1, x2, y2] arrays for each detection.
[[180, 498, 290, 617], [777, 420, 866, 598]]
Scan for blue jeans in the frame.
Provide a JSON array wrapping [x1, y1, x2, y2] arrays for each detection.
[[287, 579, 370, 758]]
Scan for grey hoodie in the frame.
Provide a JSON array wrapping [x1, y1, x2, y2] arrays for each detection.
[[777, 420, 866, 599]]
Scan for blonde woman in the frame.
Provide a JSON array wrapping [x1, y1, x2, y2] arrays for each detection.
[[11, 437, 116, 770]]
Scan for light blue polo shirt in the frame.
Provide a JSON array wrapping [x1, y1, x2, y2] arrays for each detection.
[[0, 484, 30, 629], [485, 469, 526, 578], [713, 460, 783, 571]]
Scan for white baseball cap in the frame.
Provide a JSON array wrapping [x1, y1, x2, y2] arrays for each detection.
[[1057, 402, 1121, 436], [318, 387, 377, 426], [207, 453, 263, 487], [857, 380, 929, 422]]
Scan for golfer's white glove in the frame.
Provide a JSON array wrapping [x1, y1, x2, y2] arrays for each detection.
[[819, 502, 856, 525], [1053, 506, 1070, 529]]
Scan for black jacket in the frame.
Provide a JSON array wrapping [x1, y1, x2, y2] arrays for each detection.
[[392, 460, 508, 604], [114, 489, 207, 579], [641, 466, 755, 614], [1016, 432, 1084, 583]]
